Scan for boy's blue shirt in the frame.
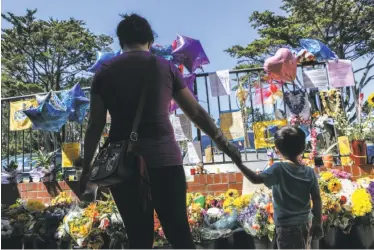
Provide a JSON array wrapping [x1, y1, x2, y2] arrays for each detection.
[[259, 162, 319, 226]]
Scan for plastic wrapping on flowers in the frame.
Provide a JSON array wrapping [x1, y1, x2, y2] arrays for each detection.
[[318, 170, 374, 233], [237, 190, 275, 241]]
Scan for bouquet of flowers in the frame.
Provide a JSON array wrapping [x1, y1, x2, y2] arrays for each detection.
[[319, 171, 355, 232], [57, 192, 123, 248], [153, 212, 167, 247], [51, 192, 73, 207], [238, 190, 275, 241]]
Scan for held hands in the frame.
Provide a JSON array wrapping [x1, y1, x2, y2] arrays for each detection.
[[215, 133, 242, 165]]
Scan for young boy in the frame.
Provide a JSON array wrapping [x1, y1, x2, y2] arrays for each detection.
[[237, 126, 323, 249]]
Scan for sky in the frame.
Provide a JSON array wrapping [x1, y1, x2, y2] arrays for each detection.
[[1, 0, 286, 72], [1, 0, 372, 111]]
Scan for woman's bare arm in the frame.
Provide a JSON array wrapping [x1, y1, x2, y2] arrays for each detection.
[[83, 93, 107, 173], [174, 88, 241, 164]]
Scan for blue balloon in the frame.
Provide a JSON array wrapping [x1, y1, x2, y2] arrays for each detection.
[[23, 91, 69, 132], [88, 50, 121, 73], [299, 39, 338, 61], [151, 44, 173, 60], [60, 84, 90, 124]]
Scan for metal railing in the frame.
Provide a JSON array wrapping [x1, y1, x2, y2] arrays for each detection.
[[1, 63, 349, 171]]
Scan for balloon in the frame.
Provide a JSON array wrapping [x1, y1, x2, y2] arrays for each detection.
[[150, 44, 173, 60], [171, 34, 210, 73], [172, 40, 177, 51], [299, 39, 337, 61], [60, 83, 90, 124], [88, 50, 121, 73], [23, 91, 69, 132], [264, 48, 297, 82], [169, 74, 197, 112]]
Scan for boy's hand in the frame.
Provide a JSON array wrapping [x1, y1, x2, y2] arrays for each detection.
[[311, 224, 324, 240]]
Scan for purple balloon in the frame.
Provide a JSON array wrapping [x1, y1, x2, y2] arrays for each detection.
[[169, 74, 198, 112], [88, 50, 121, 73], [171, 34, 210, 73]]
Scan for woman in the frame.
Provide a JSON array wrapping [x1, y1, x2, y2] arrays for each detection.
[[82, 14, 241, 249]]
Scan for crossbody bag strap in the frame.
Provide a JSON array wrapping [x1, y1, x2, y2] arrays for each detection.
[[129, 55, 157, 143]]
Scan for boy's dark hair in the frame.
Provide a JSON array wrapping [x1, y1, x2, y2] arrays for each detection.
[[116, 14, 154, 48], [274, 126, 306, 159]]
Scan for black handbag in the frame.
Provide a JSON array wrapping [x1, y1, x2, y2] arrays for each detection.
[[88, 56, 156, 187]]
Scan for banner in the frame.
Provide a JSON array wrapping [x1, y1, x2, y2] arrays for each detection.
[[170, 114, 192, 141], [219, 110, 245, 140], [9, 99, 38, 131], [253, 120, 288, 149], [62, 142, 81, 168]]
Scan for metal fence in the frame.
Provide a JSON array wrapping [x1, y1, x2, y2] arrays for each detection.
[[1, 64, 350, 172]]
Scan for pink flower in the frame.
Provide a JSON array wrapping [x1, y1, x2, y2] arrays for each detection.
[[322, 215, 328, 222], [158, 228, 165, 238]]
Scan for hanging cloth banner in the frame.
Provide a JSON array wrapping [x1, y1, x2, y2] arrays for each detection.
[[219, 110, 245, 140], [62, 142, 81, 168], [209, 70, 231, 97], [9, 99, 38, 131], [253, 120, 288, 149]]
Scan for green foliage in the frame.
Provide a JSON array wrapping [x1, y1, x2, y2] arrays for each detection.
[[32, 149, 57, 169], [1, 9, 113, 96]]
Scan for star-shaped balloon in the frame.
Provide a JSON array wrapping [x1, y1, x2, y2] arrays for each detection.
[[171, 34, 210, 73], [299, 39, 337, 61], [169, 74, 197, 112], [60, 83, 90, 124], [23, 91, 69, 132], [88, 50, 121, 73]]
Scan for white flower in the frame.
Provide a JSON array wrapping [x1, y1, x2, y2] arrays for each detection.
[[110, 213, 123, 224], [207, 208, 223, 218]]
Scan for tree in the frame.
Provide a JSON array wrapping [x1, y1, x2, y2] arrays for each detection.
[[1, 9, 113, 157], [1, 9, 113, 95], [226, 0, 374, 118]]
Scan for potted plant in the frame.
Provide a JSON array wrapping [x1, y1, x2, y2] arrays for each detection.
[[321, 143, 337, 168], [2, 161, 19, 184], [31, 149, 57, 182]]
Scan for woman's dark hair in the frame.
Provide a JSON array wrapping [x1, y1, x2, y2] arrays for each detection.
[[116, 13, 154, 48], [274, 126, 306, 159]]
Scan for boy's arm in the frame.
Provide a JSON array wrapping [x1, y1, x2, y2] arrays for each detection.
[[310, 172, 323, 239], [237, 163, 279, 186]]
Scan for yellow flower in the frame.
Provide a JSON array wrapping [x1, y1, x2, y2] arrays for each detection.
[[233, 197, 244, 209], [25, 200, 45, 212], [320, 171, 334, 181], [225, 189, 239, 199], [186, 193, 193, 207], [351, 188, 372, 217], [327, 179, 342, 193], [242, 194, 253, 207], [368, 93, 374, 107]]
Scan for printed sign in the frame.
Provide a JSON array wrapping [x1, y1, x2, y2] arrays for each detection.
[[327, 60, 355, 88], [170, 114, 192, 141], [9, 99, 38, 131], [187, 141, 203, 164], [62, 142, 81, 168], [302, 68, 329, 88], [219, 110, 245, 140]]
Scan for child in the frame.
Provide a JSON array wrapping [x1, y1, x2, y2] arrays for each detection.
[[236, 126, 323, 249]]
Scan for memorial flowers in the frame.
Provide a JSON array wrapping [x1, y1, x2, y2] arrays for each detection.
[[351, 188, 373, 217]]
